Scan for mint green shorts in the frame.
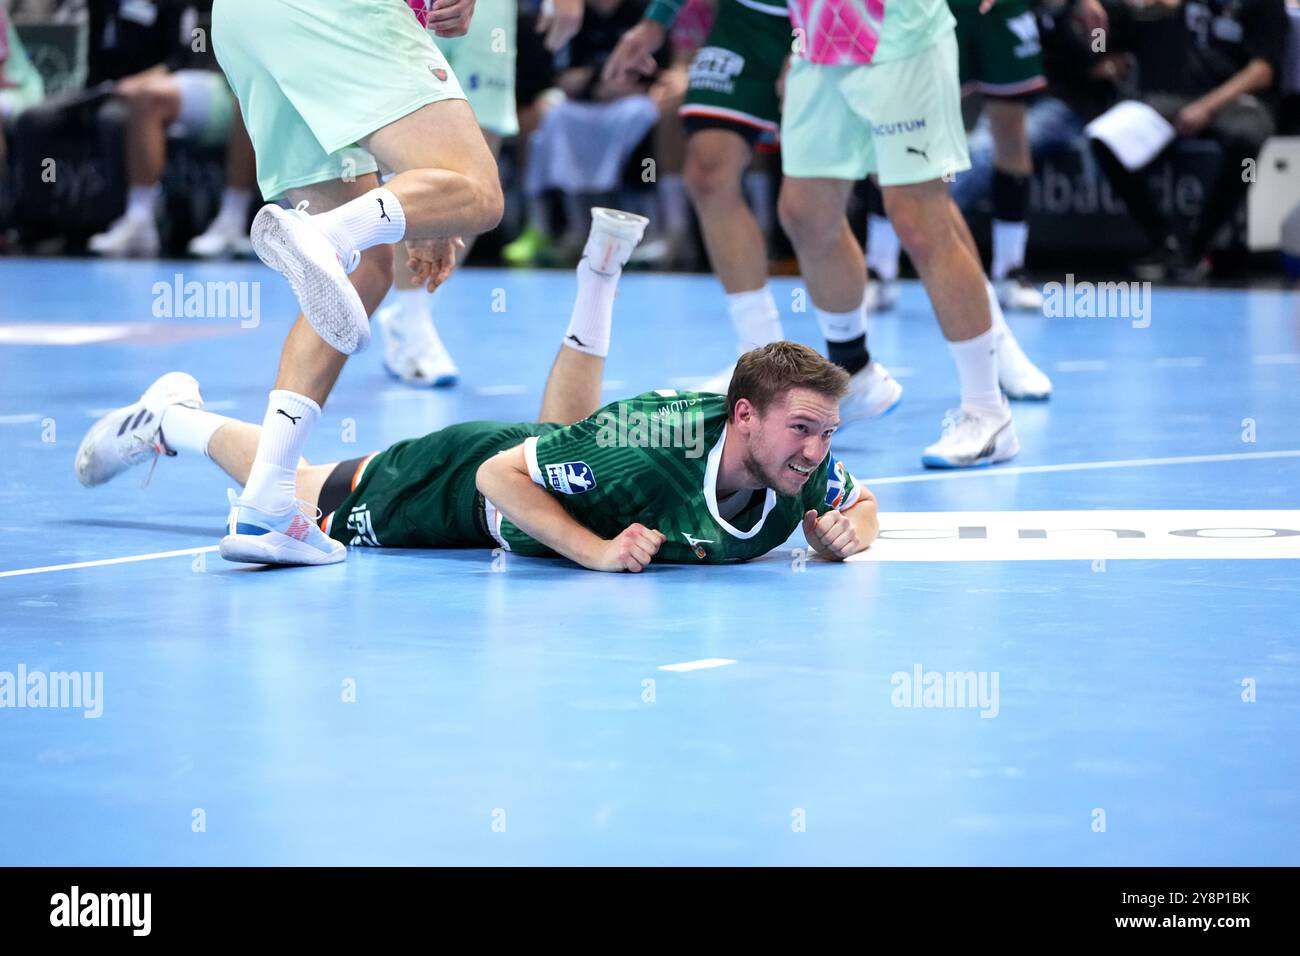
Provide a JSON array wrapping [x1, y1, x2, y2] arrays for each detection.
[[435, 0, 518, 138], [781, 30, 970, 186], [212, 0, 468, 199]]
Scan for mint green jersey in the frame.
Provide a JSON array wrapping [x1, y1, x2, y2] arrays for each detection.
[[495, 390, 863, 564]]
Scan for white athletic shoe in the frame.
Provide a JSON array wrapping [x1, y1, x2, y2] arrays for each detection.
[[219, 489, 346, 566], [840, 360, 904, 422], [76, 372, 203, 487], [250, 201, 370, 354], [582, 207, 650, 275], [87, 214, 160, 258], [921, 402, 1020, 469], [693, 363, 736, 395], [865, 268, 900, 313], [188, 216, 254, 259], [997, 269, 1045, 312], [375, 301, 459, 387], [996, 324, 1053, 401]]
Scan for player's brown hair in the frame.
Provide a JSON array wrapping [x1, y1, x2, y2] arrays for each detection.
[[725, 341, 850, 421]]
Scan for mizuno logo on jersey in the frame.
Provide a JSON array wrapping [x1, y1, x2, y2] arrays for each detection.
[[545, 461, 596, 495], [682, 532, 714, 559]]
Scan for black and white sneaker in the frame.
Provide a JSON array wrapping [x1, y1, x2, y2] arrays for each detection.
[[76, 372, 203, 487]]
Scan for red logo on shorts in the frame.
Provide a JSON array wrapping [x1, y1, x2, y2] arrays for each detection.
[[430, 66, 447, 81]]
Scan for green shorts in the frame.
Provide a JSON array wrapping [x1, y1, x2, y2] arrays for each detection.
[[435, 0, 518, 138], [952, 0, 1046, 98], [212, 0, 467, 200], [322, 420, 559, 549], [679, 0, 791, 143], [781, 29, 970, 186]]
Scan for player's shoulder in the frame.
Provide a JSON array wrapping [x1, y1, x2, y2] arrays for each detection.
[[595, 389, 726, 417]]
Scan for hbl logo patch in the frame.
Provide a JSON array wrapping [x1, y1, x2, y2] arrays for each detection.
[[546, 461, 596, 495]]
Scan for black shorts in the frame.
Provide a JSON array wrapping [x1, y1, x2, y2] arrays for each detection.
[[317, 455, 369, 518]]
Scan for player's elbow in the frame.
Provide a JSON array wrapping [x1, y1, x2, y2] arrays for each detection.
[[475, 456, 501, 497]]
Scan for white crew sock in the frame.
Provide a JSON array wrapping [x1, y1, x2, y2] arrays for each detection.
[[126, 184, 161, 222], [311, 187, 407, 263], [727, 285, 783, 353], [241, 390, 321, 512], [393, 286, 434, 324], [985, 279, 1010, 335], [814, 301, 866, 344], [214, 186, 252, 227], [992, 219, 1029, 281], [563, 259, 620, 358], [866, 214, 900, 281], [947, 326, 1003, 415], [159, 405, 233, 457]]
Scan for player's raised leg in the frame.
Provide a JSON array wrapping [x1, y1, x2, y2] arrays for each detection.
[[537, 209, 649, 425]]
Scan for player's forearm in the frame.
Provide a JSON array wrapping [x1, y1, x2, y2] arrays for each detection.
[[476, 458, 606, 568], [1198, 59, 1274, 116], [846, 497, 879, 554]]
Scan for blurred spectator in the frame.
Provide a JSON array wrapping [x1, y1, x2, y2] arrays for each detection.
[[1086, 0, 1289, 280], [81, 0, 256, 257], [503, 0, 668, 265], [1, 1, 47, 165]]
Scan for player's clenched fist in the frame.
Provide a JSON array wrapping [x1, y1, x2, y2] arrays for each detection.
[[427, 0, 475, 38], [802, 509, 860, 561], [595, 523, 666, 573]]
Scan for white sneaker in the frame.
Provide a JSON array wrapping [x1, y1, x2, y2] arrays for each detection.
[[219, 488, 346, 566], [76, 372, 202, 487], [921, 402, 1020, 469], [693, 363, 736, 395], [865, 268, 899, 313], [582, 207, 650, 275], [87, 214, 160, 258], [188, 216, 254, 259], [840, 360, 904, 422], [250, 201, 370, 354], [996, 323, 1052, 401], [375, 301, 459, 387], [997, 269, 1045, 312]]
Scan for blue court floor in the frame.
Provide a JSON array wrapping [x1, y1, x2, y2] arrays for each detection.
[[1, 257, 1297, 865]]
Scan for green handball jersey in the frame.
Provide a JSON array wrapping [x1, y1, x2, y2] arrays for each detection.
[[498, 390, 864, 564]]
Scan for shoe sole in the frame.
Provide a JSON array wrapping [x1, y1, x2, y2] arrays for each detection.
[[75, 407, 130, 487], [1004, 388, 1051, 402], [383, 362, 459, 388], [921, 423, 1021, 470], [251, 205, 369, 355], [219, 531, 347, 566]]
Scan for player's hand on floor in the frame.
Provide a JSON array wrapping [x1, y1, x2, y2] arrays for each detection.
[[428, 0, 475, 38], [405, 237, 464, 292], [596, 524, 666, 573], [803, 509, 859, 561]]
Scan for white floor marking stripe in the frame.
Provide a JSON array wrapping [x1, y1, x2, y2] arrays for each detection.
[[0, 546, 219, 579], [475, 384, 528, 396], [864, 449, 1300, 486], [1253, 353, 1300, 365], [658, 658, 738, 672], [0, 414, 43, 425]]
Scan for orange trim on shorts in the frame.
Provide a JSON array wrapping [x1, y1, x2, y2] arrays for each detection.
[[352, 453, 377, 490]]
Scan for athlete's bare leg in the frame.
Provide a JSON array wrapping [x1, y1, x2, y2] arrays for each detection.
[[206, 421, 333, 506], [683, 129, 768, 294], [538, 349, 605, 426]]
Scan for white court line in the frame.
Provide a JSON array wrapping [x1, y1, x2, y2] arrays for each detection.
[[0, 546, 218, 579], [1054, 360, 1110, 372], [864, 449, 1300, 486], [1253, 353, 1300, 365], [1154, 356, 1207, 368], [475, 384, 528, 396], [658, 658, 737, 672], [0, 414, 43, 425]]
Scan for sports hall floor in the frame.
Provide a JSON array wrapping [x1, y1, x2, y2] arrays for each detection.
[[1, 257, 1297, 865]]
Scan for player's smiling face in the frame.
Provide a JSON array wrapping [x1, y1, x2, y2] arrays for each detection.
[[740, 387, 841, 496]]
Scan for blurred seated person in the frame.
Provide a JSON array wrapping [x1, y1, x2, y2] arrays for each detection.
[[84, 0, 256, 258], [0, 1, 47, 167], [505, 0, 670, 264], [1086, 0, 1288, 281]]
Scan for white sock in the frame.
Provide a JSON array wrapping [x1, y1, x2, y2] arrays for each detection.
[[814, 301, 866, 344], [985, 279, 1009, 335], [126, 185, 161, 222], [311, 187, 407, 262], [563, 260, 619, 357], [947, 327, 1003, 415], [992, 219, 1029, 281], [393, 286, 433, 325], [866, 214, 900, 281], [214, 186, 252, 227], [159, 405, 232, 457], [241, 390, 321, 512], [659, 174, 690, 236], [726, 286, 783, 353]]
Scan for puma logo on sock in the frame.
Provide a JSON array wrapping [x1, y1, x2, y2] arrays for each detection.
[[566, 334, 587, 348], [276, 409, 302, 425], [376, 198, 392, 223]]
